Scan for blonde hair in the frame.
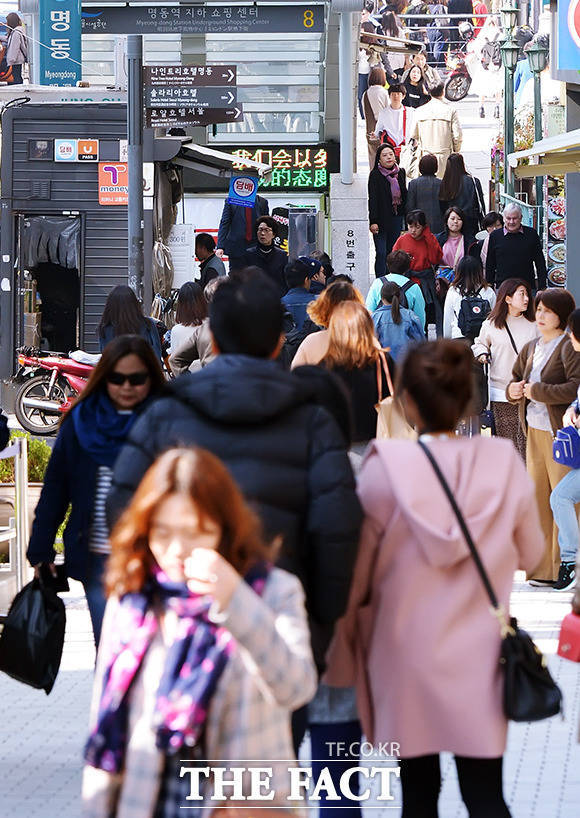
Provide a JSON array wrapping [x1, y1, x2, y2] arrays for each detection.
[[323, 301, 380, 370], [307, 281, 364, 328]]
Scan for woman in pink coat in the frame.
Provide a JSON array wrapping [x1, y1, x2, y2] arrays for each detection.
[[325, 340, 544, 817]]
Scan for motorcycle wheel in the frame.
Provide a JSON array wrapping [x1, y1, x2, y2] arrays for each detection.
[[14, 374, 72, 436], [444, 74, 471, 102]]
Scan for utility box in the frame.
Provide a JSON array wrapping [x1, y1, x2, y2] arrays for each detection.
[[0, 103, 131, 378]]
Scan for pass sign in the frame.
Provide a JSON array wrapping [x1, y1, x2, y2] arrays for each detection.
[[228, 175, 258, 209], [77, 139, 99, 161], [98, 162, 129, 206]]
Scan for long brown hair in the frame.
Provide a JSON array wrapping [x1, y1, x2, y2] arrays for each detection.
[[106, 448, 272, 596], [323, 301, 379, 370], [439, 153, 469, 201], [63, 334, 165, 422], [307, 281, 364, 328], [488, 278, 534, 329], [175, 281, 207, 326]]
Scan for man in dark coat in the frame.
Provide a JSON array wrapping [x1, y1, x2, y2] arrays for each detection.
[[195, 232, 226, 289], [242, 215, 288, 296], [107, 273, 362, 675], [216, 194, 269, 272], [485, 203, 547, 291]]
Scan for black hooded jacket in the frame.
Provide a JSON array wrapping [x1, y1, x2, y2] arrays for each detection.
[[106, 354, 362, 668]]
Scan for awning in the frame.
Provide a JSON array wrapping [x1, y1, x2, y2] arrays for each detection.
[[172, 141, 272, 179], [508, 129, 580, 179]]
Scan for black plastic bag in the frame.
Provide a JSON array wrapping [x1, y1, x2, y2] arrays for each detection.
[[0, 577, 66, 694]]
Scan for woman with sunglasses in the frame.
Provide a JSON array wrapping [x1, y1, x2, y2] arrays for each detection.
[[27, 335, 165, 647]]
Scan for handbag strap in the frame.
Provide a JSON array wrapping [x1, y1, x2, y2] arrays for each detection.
[[417, 439, 502, 613], [505, 323, 518, 356], [376, 349, 394, 404]]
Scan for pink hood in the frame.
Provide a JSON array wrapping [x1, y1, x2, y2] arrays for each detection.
[[367, 438, 518, 569]]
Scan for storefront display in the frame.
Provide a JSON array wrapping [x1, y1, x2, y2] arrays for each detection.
[[544, 175, 567, 287]]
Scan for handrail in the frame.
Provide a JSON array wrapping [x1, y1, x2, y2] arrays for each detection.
[[0, 437, 29, 595]]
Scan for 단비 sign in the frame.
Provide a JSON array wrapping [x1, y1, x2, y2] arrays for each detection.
[[228, 175, 258, 209], [55, 139, 77, 161]]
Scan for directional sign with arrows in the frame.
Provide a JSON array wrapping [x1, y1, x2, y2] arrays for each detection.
[[144, 64, 243, 128], [145, 86, 237, 108], [145, 106, 244, 128], [143, 65, 237, 87]]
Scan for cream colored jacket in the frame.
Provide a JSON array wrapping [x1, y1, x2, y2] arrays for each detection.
[[410, 97, 463, 178]]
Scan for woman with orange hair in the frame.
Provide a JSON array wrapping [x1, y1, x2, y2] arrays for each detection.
[[82, 447, 316, 817], [291, 280, 365, 368]]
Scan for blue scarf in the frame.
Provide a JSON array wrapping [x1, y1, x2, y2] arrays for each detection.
[[71, 390, 140, 468], [84, 561, 271, 773]]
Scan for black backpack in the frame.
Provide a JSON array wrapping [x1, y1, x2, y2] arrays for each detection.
[[380, 276, 414, 310], [457, 287, 491, 339]]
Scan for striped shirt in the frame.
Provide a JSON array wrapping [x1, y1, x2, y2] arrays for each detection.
[[88, 465, 113, 554]]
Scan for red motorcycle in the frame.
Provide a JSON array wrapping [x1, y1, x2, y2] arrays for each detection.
[[13, 348, 100, 435]]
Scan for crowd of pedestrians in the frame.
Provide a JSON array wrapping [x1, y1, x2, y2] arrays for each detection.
[[14, 185, 580, 818], [6, 7, 580, 816]]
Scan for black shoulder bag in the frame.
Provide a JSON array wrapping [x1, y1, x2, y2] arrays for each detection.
[[418, 439, 562, 722], [505, 323, 518, 356]]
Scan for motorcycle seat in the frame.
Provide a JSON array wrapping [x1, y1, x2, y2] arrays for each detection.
[[69, 350, 101, 366]]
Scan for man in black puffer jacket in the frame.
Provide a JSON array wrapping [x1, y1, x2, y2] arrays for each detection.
[[107, 273, 362, 675]]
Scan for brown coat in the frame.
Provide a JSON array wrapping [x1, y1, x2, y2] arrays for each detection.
[[506, 336, 580, 435]]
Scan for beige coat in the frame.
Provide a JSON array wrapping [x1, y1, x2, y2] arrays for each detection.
[[410, 97, 463, 178]]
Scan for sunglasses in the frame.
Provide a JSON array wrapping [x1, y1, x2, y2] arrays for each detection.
[[107, 371, 149, 386]]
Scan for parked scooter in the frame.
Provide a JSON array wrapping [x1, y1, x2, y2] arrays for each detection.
[[12, 348, 100, 435], [444, 21, 475, 101]]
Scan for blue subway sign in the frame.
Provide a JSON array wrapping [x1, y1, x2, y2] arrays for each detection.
[[39, 0, 81, 86]]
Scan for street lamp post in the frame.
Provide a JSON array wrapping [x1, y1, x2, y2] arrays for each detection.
[[527, 40, 549, 233], [500, 9, 520, 198]]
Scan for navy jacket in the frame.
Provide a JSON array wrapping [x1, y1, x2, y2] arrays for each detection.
[[281, 287, 317, 330], [99, 317, 163, 360], [27, 418, 99, 582], [217, 195, 269, 257], [107, 355, 362, 668]]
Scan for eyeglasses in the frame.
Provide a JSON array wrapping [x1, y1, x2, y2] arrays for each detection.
[[257, 226, 273, 233], [107, 371, 150, 386]]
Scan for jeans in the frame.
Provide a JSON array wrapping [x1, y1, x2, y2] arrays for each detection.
[[11, 63, 22, 84], [373, 217, 403, 277], [400, 754, 510, 818], [81, 551, 108, 648], [550, 468, 580, 564], [357, 72, 368, 118], [309, 720, 362, 818]]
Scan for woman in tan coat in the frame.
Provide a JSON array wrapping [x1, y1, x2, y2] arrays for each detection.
[[507, 288, 580, 585]]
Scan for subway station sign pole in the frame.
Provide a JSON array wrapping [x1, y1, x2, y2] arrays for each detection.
[[127, 34, 144, 301]]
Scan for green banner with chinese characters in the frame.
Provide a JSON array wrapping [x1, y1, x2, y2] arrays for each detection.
[[229, 145, 335, 192]]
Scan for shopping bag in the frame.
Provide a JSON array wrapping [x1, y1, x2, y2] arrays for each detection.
[[557, 612, 580, 662], [0, 576, 66, 693], [375, 350, 416, 440]]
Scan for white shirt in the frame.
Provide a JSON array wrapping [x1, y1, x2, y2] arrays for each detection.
[[374, 104, 412, 145], [526, 335, 566, 432], [472, 315, 539, 402]]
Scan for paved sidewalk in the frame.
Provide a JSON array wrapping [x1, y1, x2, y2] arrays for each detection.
[[0, 573, 579, 817]]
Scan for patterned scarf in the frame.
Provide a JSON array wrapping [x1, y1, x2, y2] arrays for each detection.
[[378, 163, 402, 212], [84, 562, 270, 773]]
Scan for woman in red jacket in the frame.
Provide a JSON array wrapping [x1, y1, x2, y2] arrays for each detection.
[[393, 209, 443, 335]]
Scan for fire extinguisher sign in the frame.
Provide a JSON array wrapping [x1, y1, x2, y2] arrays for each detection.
[[227, 175, 258, 209]]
